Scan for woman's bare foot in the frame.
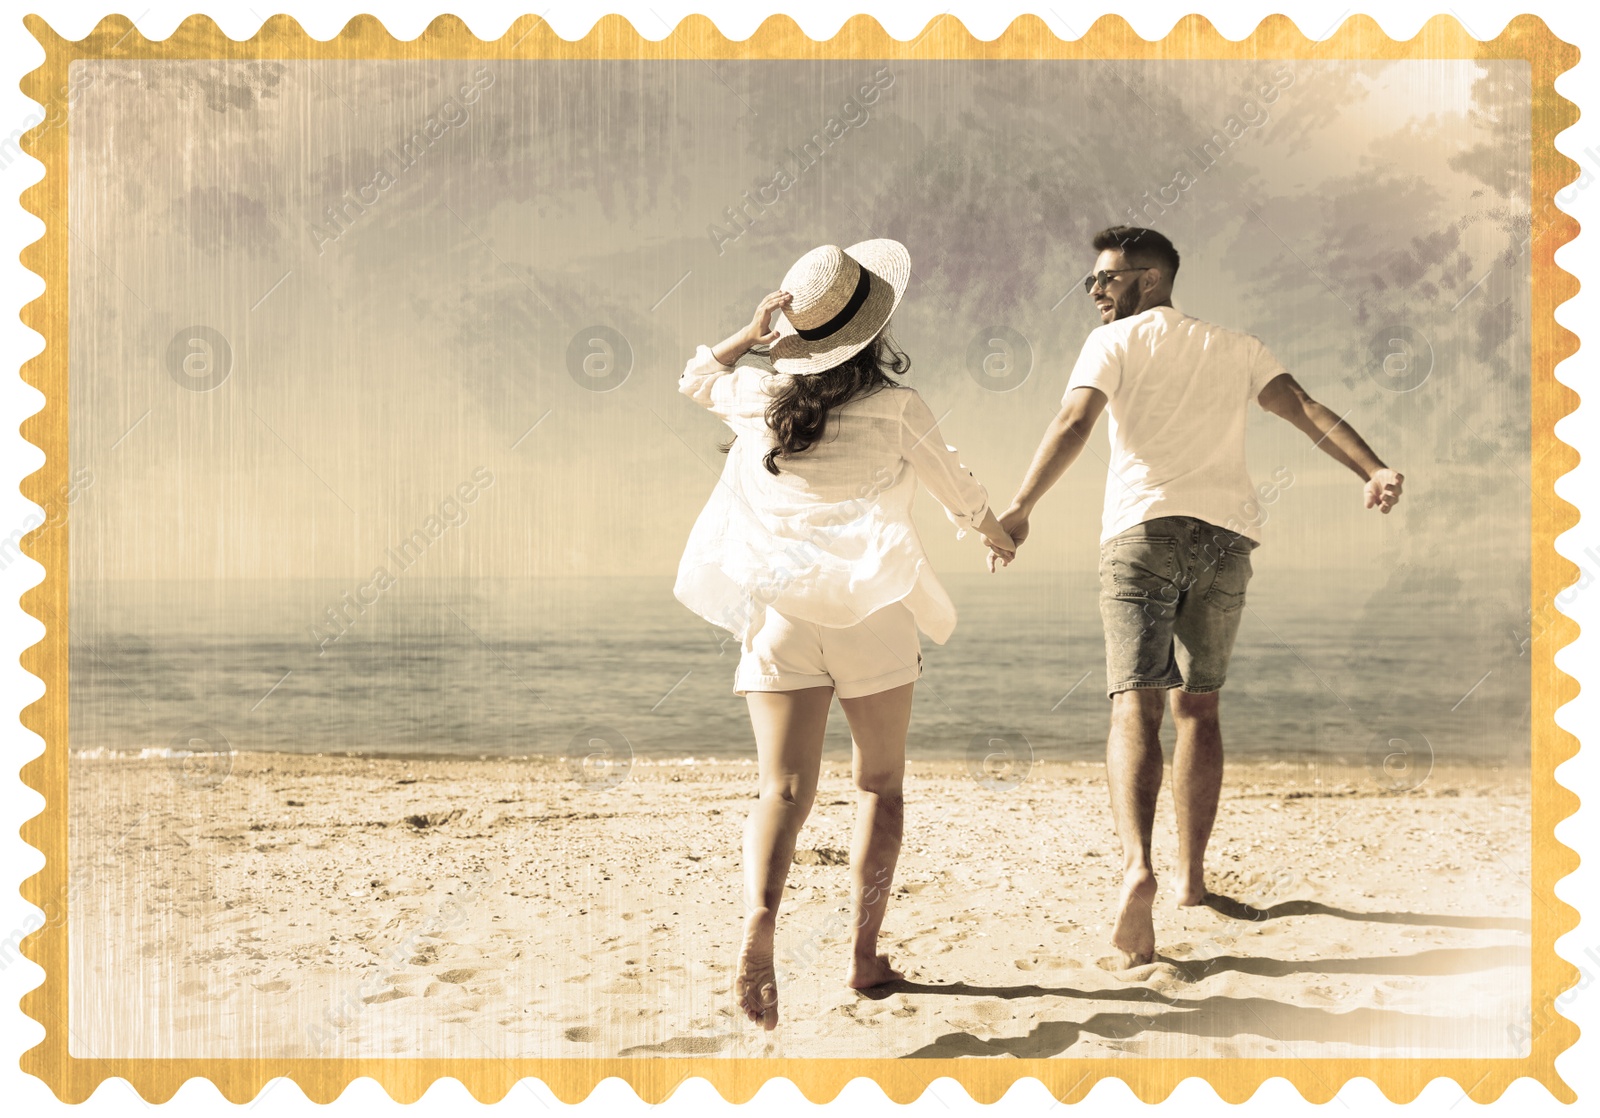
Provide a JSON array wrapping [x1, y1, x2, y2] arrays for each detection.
[[736, 909, 779, 1030], [1111, 867, 1158, 968], [846, 952, 904, 990]]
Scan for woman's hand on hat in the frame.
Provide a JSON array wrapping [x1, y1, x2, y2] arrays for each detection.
[[745, 290, 792, 346], [712, 291, 792, 366]]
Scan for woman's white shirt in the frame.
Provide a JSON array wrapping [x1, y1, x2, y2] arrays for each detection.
[[674, 344, 990, 646]]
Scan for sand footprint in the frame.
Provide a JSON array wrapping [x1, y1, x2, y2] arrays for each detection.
[[1013, 954, 1079, 972], [1138, 962, 1192, 993], [618, 1036, 730, 1057], [1096, 955, 1168, 980], [837, 1001, 884, 1025], [970, 998, 1011, 1024]]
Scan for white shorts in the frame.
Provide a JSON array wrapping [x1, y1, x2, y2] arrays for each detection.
[[734, 601, 922, 699]]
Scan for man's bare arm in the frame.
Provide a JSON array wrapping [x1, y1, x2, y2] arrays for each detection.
[[1257, 373, 1404, 513], [997, 386, 1109, 549]]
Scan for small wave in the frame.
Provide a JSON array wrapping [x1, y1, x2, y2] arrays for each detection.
[[72, 746, 235, 761]]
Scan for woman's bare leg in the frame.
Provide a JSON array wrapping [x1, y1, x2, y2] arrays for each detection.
[[837, 681, 914, 989], [737, 685, 832, 1030]]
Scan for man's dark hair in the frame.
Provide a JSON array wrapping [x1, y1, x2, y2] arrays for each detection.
[[1092, 225, 1180, 285]]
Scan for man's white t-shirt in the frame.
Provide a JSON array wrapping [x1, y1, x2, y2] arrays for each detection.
[[1064, 304, 1288, 544]]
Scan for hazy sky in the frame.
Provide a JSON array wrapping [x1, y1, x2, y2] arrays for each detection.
[[68, 57, 1530, 590]]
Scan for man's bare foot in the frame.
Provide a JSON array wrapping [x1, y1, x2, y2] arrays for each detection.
[[1111, 867, 1158, 967], [736, 909, 779, 1031], [1175, 871, 1208, 907], [846, 952, 904, 990]]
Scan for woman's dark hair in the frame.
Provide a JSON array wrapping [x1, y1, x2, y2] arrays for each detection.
[[721, 330, 911, 474]]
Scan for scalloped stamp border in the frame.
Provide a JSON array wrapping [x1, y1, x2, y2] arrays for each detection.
[[13, 9, 1581, 1106]]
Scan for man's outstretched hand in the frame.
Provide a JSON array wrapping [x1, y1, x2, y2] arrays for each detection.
[[1364, 468, 1405, 514]]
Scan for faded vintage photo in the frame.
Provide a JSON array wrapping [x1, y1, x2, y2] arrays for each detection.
[[14, 10, 1579, 1104]]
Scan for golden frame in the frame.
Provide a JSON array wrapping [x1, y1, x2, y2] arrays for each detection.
[[15, 10, 1581, 1105]]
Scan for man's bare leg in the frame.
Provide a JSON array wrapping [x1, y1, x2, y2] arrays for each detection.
[[1107, 688, 1166, 966], [737, 685, 832, 1030], [837, 681, 914, 990], [1170, 689, 1223, 906]]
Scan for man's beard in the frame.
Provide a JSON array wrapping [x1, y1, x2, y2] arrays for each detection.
[[1110, 283, 1144, 321]]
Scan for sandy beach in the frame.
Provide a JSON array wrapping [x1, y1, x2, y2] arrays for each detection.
[[65, 751, 1531, 1061]]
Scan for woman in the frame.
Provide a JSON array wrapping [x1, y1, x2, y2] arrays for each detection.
[[674, 240, 1014, 1031]]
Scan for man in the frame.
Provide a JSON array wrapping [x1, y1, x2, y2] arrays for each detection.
[[997, 225, 1404, 967]]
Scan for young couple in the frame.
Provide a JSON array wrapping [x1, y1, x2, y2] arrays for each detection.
[[674, 226, 1404, 1031]]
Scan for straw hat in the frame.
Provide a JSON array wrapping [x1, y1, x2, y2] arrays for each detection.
[[767, 239, 911, 375]]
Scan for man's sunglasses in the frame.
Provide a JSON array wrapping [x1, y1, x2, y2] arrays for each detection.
[[1081, 267, 1153, 295]]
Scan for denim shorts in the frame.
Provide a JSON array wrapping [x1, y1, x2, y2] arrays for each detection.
[[1097, 515, 1258, 697]]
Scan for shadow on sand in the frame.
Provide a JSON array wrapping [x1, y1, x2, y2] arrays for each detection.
[[898, 994, 1466, 1058], [632, 908, 1528, 1058], [1200, 893, 1531, 932], [863, 944, 1527, 1002], [870, 946, 1529, 1004]]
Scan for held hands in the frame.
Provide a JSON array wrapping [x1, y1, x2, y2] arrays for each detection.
[[1000, 508, 1030, 550], [984, 529, 1016, 573], [975, 507, 1016, 573], [1364, 468, 1404, 514], [984, 507, 1029, 573]]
